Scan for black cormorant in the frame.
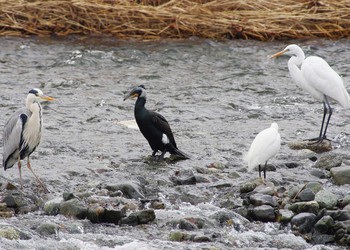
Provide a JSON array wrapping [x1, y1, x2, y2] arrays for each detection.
[[124, 85, 189, 161]]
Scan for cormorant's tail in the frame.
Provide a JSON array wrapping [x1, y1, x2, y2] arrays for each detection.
[[167, 144, 190, 160]]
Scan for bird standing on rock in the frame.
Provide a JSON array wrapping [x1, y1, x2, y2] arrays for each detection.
[[271, 44, 350, 143], [3, 88, 55, 192], [245, 122, 281, 180], [124, 85, 189, 161]]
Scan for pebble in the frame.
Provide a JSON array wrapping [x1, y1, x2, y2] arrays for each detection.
[[314, 153, 342, 170], [314, 190, 338, 209], [277, 209, 294, 223], [314, 215, 334, 234], [330, 166, 350, 185], [253, 205, 275, 222], [36, 222, 59, 236], [291, 212, 317, 233], [288, 201, 319, 215], [253, 181, 275, 196], [297, 188, 315, 201], [249, 193, 278, 207]]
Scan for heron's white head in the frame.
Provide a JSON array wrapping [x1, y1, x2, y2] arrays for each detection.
[[270, 44, 304, 58], [123, 85, 147, 101], [26, 88, 55, 107]]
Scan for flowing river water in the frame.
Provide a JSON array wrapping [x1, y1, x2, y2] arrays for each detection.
[[0, 37, 349, 249]]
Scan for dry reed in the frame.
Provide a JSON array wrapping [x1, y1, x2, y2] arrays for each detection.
[[0, 0, 349, 40]]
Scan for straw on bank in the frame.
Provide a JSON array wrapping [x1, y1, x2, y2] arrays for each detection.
[[0, 0, 349, 40]]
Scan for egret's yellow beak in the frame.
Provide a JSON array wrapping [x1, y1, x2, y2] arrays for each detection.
[[270, 50, 287, 59], [41, 95, 55, 101]]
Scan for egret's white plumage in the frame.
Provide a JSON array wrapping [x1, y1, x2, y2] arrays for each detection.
[[271, 44, 350, 141], [3, 88, 55, 192], [245, 123, 281, 178]]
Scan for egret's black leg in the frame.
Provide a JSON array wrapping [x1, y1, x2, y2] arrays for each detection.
[[322, 96, 333, 140], [258, 165, 261, 178], [152, 150, 157, 157], [158, 149, 167, 161], [264, 161, 267, 180], [307, 100, 328, 144]]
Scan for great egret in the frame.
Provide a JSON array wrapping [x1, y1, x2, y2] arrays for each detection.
[[3, 88, 55, 192], [245, 123, 281, 179], [123, 85, 189, 161], [271, 44, 350, 142]]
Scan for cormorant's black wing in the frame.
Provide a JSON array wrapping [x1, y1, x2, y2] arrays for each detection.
[[150, 111, 177, 148]]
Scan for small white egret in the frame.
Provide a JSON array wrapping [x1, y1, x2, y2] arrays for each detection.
[[3, 88, 55, 192], [271, 44, 350, 142], [245, 123, 281, 179]]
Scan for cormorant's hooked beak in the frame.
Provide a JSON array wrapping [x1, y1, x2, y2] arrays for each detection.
[[41, 95, 55, 101], [123, 91, 139, 101], [270, 49, 287, 59]]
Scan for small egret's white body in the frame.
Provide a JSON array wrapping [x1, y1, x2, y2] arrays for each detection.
[[271, 44, 350, 142], [245, 123, 281, 179]]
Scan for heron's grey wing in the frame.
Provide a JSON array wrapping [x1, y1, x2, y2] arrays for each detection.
[[3, 108, 31, 169]]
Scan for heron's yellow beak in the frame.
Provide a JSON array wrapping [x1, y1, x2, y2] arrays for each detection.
[[270, 50, 287, 59], [41, 95, 55, 101]]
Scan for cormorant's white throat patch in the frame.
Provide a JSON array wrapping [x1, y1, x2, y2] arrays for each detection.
[[162, 134, 169, 144]]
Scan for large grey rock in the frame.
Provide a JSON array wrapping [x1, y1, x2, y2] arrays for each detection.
[[305, 182, 323, 194], [44, 197, 63, 216], [253, 205, 275, 222], [291, 212, 317, 233], [314, 215, 334, 234], [120, 209, 155, 226], [297, 188, 315, 202], [254, 182, 275, 196], [105, 181, 145, 199], [60, 198, 87, 219], [314, 153, 342, 170], [249, 193, 278, 207], [330, 166, 350, 185], [315, 190, 338, 209], [36, 222, 59, 236], [277, 209, 294, 223], [288, 200, 319, 215]]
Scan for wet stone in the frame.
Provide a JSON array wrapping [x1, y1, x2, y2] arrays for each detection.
[[193, 235, 212, 242], [240, 178, 264, 194], [253, 181, 275, 196], [253, 205, 275, 222], [326, 210, 350, 221], [288, 200, 319, 215], [44, 197, 63, 216], [314, 153, 342, 170], [284, 162, 299, 169], [297, 188, 315, 202], [330, 166, 350, 185], [277, 209, 294, 223], [310, 169, 328, 179], [291, 212, 317, 233], [315, 190, 338, 209], [178, 219, 198, 231], [314, 215, 334, 234], [169, 170, 197, 186], [121, 209, 155, 226], [60, 198, 88, 219], [249, 193, 278, 207], [63, 192, 76, 201], [305, 182, 323, 194], [169, 231, 187, 242], [0, 226, 20, 240], [105, 182, 145, 199], [36, 222, 59, 236], [312, 231, 335, 245], [288, 140, 332, 153]]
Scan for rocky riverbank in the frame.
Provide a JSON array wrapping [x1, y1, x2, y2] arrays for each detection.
[[1, 151, 349, 248]]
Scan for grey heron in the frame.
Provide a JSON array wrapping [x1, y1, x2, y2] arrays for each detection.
[[3, 88, 55, 192]]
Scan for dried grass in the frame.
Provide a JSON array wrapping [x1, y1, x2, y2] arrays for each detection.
[[0, 0, 349, 40]]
